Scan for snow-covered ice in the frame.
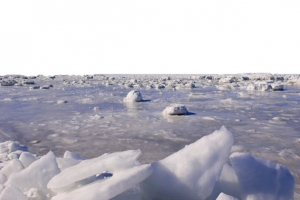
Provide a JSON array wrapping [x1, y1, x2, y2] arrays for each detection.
[[0, 73, 300, 199], [123, 90, 143, 102], [162, 104, 189, 115]]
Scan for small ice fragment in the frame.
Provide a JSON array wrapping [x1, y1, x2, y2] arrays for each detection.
[[203, 117, 215, 121], [216, 193, 239, 200], [63, 151, 85, 160], [162, 104, 189, 115], [30, 85, 40, 89], [3, 98, 13, 101], [93, 107, 100, 111], [271, 84, 284, 91], [57, 100, 67, 104], [40, 86, 50, 89]]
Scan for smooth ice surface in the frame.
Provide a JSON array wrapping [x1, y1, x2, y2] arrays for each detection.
[[140, 126, 234, 200], [63, 151, 85, 160], [216, 192, 239, 200], [230, 152, 294, 200], [56, 157, 81, 171], [6, 151, 60, 194], [19, 152, 38, 168], [208, 163, 240, 200], [52, 164, 153, 200], [1, 159, 24, 177], [48, 149, 141, 190]]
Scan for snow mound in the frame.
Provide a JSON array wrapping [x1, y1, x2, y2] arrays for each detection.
[[162, 104, 189, 115], [123, 90, 143, 102]]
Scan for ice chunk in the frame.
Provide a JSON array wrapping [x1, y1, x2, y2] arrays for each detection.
[[0, 185, 28, 200], [19, 152, 38, 168], [63, 151, 85, 160], [57, 100, 67, 104], [0, 141, 28, 154], [216, 192, 239, 200], [140, 126, 234, 200], [123, 90, 143, 102], [208, 163, 240, 200], [1, 159, 24, 177], [271, 84, 284, 91], [7, 150, 24, 160], [52, 164, 153, 200], [162, 104, 189, 115], [56, 157, 81, 171], [6, 151, 60, 194], [230, 152, 294, 200], [48, 150, 141, 190]]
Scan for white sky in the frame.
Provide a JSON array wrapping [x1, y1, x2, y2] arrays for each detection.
[[0, 0, 299, 75]]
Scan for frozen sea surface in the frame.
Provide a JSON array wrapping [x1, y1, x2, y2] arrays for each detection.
[[0, 74, 300, 198]]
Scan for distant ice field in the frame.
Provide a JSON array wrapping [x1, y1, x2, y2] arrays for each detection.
[[0, 74, 300, 198]]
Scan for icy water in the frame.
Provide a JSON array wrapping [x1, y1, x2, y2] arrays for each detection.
[[0, 74, 300, 197]]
